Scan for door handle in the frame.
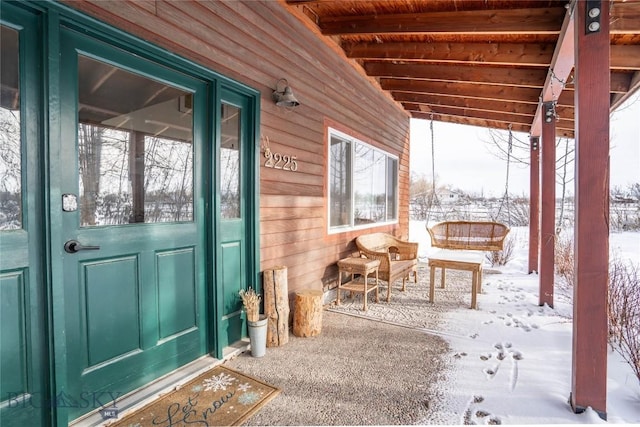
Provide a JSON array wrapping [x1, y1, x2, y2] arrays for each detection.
[[64, 240, 101, 254]]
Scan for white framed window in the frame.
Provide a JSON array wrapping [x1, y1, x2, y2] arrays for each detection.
[[328, 128, 398, 233]]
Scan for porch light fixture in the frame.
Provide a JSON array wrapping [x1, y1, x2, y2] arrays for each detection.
[[272, 78, 300, 108]]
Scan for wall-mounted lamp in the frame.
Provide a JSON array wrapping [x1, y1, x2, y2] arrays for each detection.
[[272, 78, 300, 108], [585, 0, 601, 34]]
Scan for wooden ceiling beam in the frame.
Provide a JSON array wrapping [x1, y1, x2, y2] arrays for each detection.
[[419, 105, 535, 126], [610, 1, 640, 34], [611, 45, 640, 70], [410, 111, 532, 134], [404, 101, 574, 122], [411, 111, 575, 138], [611, 71, 640, 111], [610, 71, 633, 93], [531, 2, 574, 137], [555, 90, 575, 107], [381, 78, 541, 104], [344, 41, 554, 67], [381, 77, 576, 107], [365, 62, 547, 87], [319, 8, 566, 36], [393, 91, 538, 116]]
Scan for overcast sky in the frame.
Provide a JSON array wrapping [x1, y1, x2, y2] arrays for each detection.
[[410, 93, 640, 197]]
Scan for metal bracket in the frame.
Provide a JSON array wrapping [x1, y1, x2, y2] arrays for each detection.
[[585, 0, 602, 34], [531, 137, 540, 151], [543, 102, 556, 124]]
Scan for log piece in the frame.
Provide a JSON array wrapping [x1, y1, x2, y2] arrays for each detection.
[[292, 289, 323, 337], [263, 266, 290, 347]]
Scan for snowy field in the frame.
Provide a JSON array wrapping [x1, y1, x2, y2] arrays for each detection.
[[410, 221, 640, 424]]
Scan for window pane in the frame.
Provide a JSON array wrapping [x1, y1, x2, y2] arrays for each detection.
[[0, 26, 22, 230], [220, 103, 240, 219], [329, 136, 351, 227], [77, 56, 194, 226], [354, 144, 386, 224], [328, 129, 398, 231], [387, 157, 398, 220]]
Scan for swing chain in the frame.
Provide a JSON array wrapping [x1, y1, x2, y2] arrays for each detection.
[[496, 125, 513, 226], [426, 114, 440, 222]]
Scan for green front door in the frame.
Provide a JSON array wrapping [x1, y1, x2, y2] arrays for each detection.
[[58, 29, 208, 420]]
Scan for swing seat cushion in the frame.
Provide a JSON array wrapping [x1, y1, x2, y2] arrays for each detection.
[[427, 221, 510, 252]]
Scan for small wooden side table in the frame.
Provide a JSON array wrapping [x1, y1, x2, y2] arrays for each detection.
[[336, 257, 380, 311], [428, 250, 484, 309]]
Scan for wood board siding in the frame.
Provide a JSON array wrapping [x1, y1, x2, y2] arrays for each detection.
[[63, 0, 411, 295]]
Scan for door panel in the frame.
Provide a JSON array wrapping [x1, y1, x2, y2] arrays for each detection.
[[59, 29, 208, 420], [82, 256, 141, 366], [0, 270, 28, 394], [157, 248, 197, 340], [0, 6, 47, 426]]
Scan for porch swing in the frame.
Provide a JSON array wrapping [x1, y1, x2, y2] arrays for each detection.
[[425, 118, 511, 257]]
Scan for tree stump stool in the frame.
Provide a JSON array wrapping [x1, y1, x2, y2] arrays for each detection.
[[292, 289, 323, 337]]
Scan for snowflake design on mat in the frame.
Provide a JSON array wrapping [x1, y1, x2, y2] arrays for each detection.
[[238, 391, 261, 405], [202, 372, 236, 392], [237, 382, 252, 392]]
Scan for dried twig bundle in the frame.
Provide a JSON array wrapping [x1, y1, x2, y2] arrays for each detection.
[[239, 288, 261, 322]]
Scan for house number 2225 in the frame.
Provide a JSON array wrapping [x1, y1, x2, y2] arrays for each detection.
[[264, 149, 298, 172]]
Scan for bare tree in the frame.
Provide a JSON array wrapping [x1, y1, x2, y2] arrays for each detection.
[[78, 123, 104, 226], [0, 108, 22, 229], [483, 129, 575, 231], [556, 137, 575, 230]]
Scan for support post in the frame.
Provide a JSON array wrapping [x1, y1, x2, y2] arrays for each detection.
[[528, 136, 540, 274], [539, 102, 555, 307], [571, 0, 609, 418]]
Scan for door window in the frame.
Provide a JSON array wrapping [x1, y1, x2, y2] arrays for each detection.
[[0, 26, 21, 230], [77, 55, 194, 226], [220, 103, 241, 219]]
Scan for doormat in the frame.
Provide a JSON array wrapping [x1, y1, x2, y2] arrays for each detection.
[[107, 365, 280, 427]]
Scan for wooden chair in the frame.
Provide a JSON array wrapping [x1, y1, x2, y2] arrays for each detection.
[[355, 233, 418, 302]]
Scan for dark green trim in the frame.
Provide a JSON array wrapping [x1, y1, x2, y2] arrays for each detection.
[[5, 0, 262, 422], [247, 91, 262, 307], [43, 8, 67, 427], [211, 80, 223, 359], [214, 85, 261, 358], [0, 2, 51, 426]]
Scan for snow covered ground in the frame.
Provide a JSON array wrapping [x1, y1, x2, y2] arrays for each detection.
[[410, 221, 640, 424]]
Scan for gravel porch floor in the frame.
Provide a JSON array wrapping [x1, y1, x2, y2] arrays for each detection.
[[226, 309, 452, 426]]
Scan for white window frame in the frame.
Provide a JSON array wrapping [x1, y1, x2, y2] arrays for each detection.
[[327, 127, 399, 234]]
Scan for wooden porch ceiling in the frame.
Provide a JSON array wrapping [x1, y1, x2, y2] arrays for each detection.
[[284, 0, 640, 139]]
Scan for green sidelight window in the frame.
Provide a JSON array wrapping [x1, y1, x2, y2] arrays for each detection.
[[328, 128, 398, 232], [0, 26, 22, 230], [220, 103, 241, 219]]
